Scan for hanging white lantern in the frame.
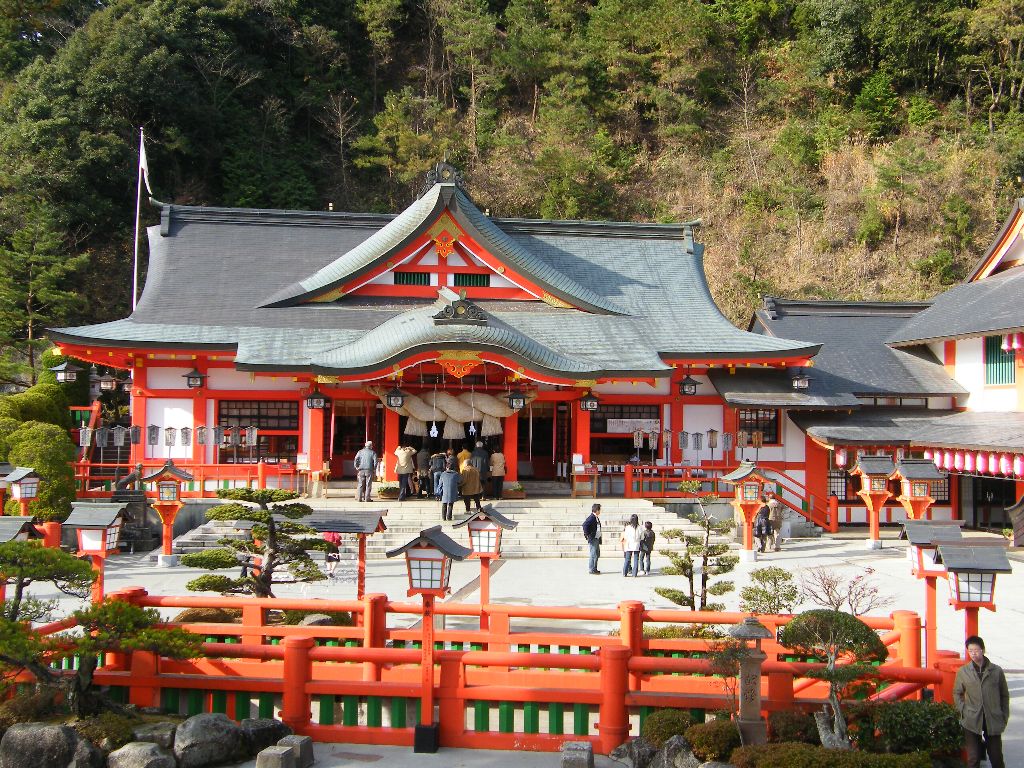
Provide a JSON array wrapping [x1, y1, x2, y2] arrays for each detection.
[[976, 452, 987, 473], [942, 451, 953, 470], [678, 431, 689, 450], [922, 449, 932, 460], [1013, 455, 1023, 477], [932, 451, 943, 468], [835, 448, 847, 467], [953, 452, 964, 472], [429, 422, 439, 438], [634, 430, 643, 448], [989, 453, 999, 474], [999, 453, 1011, 475], [964, 452, 975, 473]]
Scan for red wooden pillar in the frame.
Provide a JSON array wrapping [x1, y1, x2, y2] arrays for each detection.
[[670, 400, 683, 464], [804, 434, 829, 519], [572, 406, 591, 464], [723, 406, 738, 464], [384, 408, 399, 481], [307, 403, 325, 479], [130, 365, 148, 465], [503, 413, 518, 482], [192, 381, 207, 466], [281, 637, 314, 733], [948, 473, 960, 520]]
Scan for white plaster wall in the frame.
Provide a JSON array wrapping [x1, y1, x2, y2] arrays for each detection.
[[681, 404, 723, 464], [208, 369, 303, 391], [205, 399, 216, 464], [836, 504, 953, 524], [782, 413, 805, 462], [146, 367, 192, 389], [955, 338, 1019, 411], [145, 398, 194, 461]]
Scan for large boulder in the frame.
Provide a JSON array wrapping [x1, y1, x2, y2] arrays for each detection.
[[131, 722, 177, 750], [650, 734, 701, 768], [107, 742, 176, 768], [173, 713, 248, 768], [296, 614, 335, 627], [610, 736, 658, 768], [240, 719, 292, 754], [0, 723, 101, 768]]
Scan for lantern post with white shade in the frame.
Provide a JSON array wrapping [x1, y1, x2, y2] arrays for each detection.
[[3, 467, 40, 517], [63, 502, 127, 603], [386, 527, 470, 753], [142, 460, 195, 565], [899, 520, 965, 666], [851, 455, 895, 550], [933, 541, 1013, 648], [891, 459, 945, 521], [720, 462, 771, 562], [452, 504, 518, 631]]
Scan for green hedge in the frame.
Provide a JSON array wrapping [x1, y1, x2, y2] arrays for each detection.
[[6, 420, 76, 521], [38, 348, 91, 407], [684, 719, 742, 762], [768, 710, 820, 745], [846, 700, 962, 756], [731, 743, 933, 767], [640, 708, 693, 747]]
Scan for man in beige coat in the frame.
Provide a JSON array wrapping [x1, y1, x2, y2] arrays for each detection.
[[954, 635, 1009, 768]]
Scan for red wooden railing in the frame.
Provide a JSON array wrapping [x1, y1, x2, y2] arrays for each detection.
[[73, 461, 304, 498], [23, 589, 948, 755]]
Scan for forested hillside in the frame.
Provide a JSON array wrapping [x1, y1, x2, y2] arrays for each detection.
[[1, 0, 1023, 386]]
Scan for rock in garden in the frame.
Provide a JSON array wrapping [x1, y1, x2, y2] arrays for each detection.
[[560, 741, 594, 768], [173, 713, 248, 768], [277, 735, 314, 768], [107, 742, 176, 768], [650, 734, 701, 768], [297, 614, 335, 626], [131, 722, 177, 750], [609, 736, 658, 768], [241, 718, 293, 754], [0, 723, 99, 768]]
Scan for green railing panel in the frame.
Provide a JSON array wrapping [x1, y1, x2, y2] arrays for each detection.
[[410, 698, 421, 725], [573, 704, 588, 736], [318, 694, 335, 725], [639, 705, 652, 732], [498, 701, 514, 733], [258, 692, 274, 719], [390, 697, 406, 729], [343, 695, 359, 726], [187, 689, 204, 716], [210, 691, 227, 714], [470, 643, 483, 652], [161, 688, 180, 714], [690, 708, 705, 725], [517, 644, 530, 654], [548, 703, 564, 735], [474, 701, 489, 731], [233, 693, 249, 720], [366, 697, 382, 728], [345, 640, 359, 648], [524, 702, 539, 734]]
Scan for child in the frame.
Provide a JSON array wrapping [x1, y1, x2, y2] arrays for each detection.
[[639, 521, 655, 575], [323, 531, 342, 578]]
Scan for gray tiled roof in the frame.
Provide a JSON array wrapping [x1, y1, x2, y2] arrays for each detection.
[[791, 409, 1024, 452], [385, 525, 471, 560], [752, 298, 964, 396], [934, 542, 1013, 573], [64, 502, 127, 528], [50, 183, 818, 374], [852, 455, 895, 477], [887, 267, 1024, 346], [0, 518, 42, 542], [451, 504, 519, 530], [900, 520, 964, 546], [893, 459, 946, 481], [707, 369, 860, 409], [307, 511, 387, 535]]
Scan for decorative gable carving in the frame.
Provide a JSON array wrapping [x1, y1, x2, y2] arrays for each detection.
[[433, 290, 488, 325]]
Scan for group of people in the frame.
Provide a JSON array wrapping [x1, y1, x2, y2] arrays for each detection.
[[753, 491, 784, 553], [351, 439, 507, 522], [581, 503, 656, 576]]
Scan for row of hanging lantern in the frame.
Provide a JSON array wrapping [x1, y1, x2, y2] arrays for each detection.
[[923, 448, 1024, 478], [999, 333, 1023, 351], [78, 424, 259, 447]]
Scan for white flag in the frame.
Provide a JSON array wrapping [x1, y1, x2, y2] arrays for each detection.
[[139, 129, 152, 195]]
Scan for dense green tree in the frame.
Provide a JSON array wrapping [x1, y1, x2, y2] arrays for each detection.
[[5, 420, 77, 520], [0, 540, 95, 623]]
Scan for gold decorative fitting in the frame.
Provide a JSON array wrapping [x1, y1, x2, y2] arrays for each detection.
[[575, 379, 597, 387], [541, 292, 573, 309], [316, 375, 340, 384], [495, 266, 505, 274]]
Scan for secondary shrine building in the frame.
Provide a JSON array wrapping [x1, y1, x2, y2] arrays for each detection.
[[51, 163, 1024, 529]]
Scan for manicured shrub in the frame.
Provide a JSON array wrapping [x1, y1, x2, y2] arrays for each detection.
[[278, 608, 354, 626], [5, 420, 76, 520], [172, 607, 243, 623], [642, 623, 724, 639], [38, 348, 91, 406], [0, 417, 22, 461], [847, 700, 962, 756], [768, 709, 820, 745], [731, 742, 933, 767], [684, 719, 741, 761], [0, 398, 21, 421], [641, 708, 694, 747], [9, 385, 68, 427], [0, 691, 59, 729]]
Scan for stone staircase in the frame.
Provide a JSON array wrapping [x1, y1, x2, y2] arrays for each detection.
[[172, 498, 732, 559]]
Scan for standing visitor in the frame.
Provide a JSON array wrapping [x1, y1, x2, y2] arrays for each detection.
[[639, 521, 656, 575], [394, 444, 417, 501], [954, 635, 1009, 768], [766, 491, 784, 551], [322, 531, 342, 578], [620, 513, 642, 577], [457, 443, 472, 468], [459, 459, 484, 512], [754, 499, 773, 553], [582, 504, 602, 575], [470, 441, 490, 486], [416, 445, 431, 498], [429, 450, 446, 499], [438, 459, 460, 521], [354, 441, 377, 502], [488, 446, 506, 499]]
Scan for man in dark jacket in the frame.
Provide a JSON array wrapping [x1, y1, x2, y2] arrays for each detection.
[[582, 503, 602, 574], [954, 635, 1010, 768], [469, 441, 490, 483]]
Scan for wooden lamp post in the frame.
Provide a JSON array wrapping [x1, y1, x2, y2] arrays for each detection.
[[892, 459, 945, 521], [311, 510, 388, 600], [386, 527, 470, 753], [64, 503, 126, 603], [721, 461, 770, 562], [851, 455, 895, 550], [142, 460, 194, 566], [3, 467, 40, 517], [899, 520, 965, 667], [452, 504, 518, 631], [933, 541, 1012, 649], [0, 518, 44, 603]]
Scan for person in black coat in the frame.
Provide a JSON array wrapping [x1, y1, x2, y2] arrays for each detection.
[[753, 500, 773, 553]]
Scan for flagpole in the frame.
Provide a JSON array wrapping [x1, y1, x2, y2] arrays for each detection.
[[132, 127, 144, 311]]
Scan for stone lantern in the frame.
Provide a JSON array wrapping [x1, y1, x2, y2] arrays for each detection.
[[728, 616, 773, 745], [452, 504, 518, 630], [891, 459, 945, 521], [933, 541, 1012, 646], [64, 502, 127, 603], [899, 520, 965, 666], [142, 460, 194, 566], [721, 462, 771, 562]]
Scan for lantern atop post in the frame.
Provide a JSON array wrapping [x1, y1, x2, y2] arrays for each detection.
[[49, 361, 83, 383], [933, 541, 1012, 611], [899, 520, 964, 578], [891, 459, 945, 520], [851, 454, 895, 492], [0, 518, 44, 543], [578, 391, 599, 412], [3, 467, 40, 501], [386, 526, 471, 597], [452, 504, 518, 557], [64, 502, 127, 556], [143, 459, 194, 499], [506, 389, 527, 412]]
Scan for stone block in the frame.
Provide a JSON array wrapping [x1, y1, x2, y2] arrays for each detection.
[[173, 713, 248, 768], [107, 742, 176, 768], [560, 740, 594, 768], [131, 722, 177, 750], [255, 746, 295, 768], [241, 718, 292, 754], [277, 735, 314, 768]]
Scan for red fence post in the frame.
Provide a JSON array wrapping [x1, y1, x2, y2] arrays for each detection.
[[487, 608, 510, 653], [892, 610, 922, 669], [127, 650, 160, 709], [828, 495, 839, 533], [437, 655, 463, 747], [241, 604, 265, 647], [280, 637, 314, 733], [598, 645, 631, 754], [934, 652, 964, 704], [362, 593, 387, 681], [619, 601, 644, 689]]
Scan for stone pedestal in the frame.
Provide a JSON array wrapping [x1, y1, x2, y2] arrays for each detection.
[[736, 648, 767, 746], [157, 554, 179, 567], [864, 539, 882, 550], [739, 549, 758, 563]]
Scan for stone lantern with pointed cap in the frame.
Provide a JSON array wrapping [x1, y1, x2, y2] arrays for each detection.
[[3, 467, 40, 517], [452, 504, 518, 630], [729, 616, 773, 745], [721, 462, 772, 562], [891, 459, 945, 521], [64, 501, 127, 602], [851, 455, 895, 550], [387, 526, 470, 753], [143, 460, 194, 565]]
